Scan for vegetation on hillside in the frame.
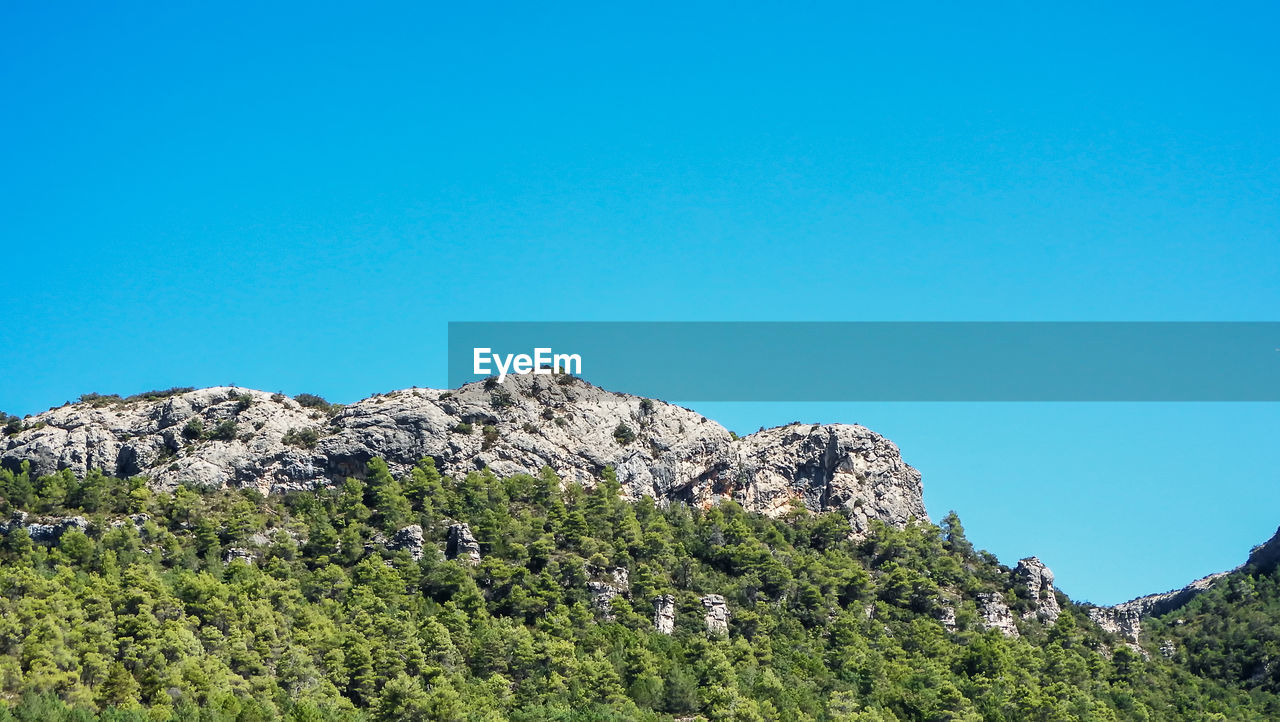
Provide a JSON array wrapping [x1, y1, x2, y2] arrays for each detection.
[[0, 459, 1275, 721]]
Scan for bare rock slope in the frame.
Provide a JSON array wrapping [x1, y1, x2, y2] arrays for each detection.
[[2, 376, 928, 531]]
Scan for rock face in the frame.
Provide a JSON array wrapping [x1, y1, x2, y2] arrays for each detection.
[[977, 593, 1019, 638], [445, 523, 482, 565], [223, 547, 256, 564], [1015, 557, 1061, 624], [1082, 529, 1280, 644], [1088, 570, 1229, 643], [1088, 606, 1144, 643], [702, 594, 730, 635], [388, 524, 426, 561], [586, 568, 630, 620], [936, 599, 957, 631], [1, 377, 929, 531], [654, 595, 676, 635], [0, 512, 89, 543]]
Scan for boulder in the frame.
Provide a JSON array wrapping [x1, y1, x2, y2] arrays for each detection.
[[388, 524, 426, 561], [445, 523, 481, 565], [654, 595, 676, 635], [977, 593, 1019, 638], [702, 594, 730, 635], [1015, 557, 1061, 624]]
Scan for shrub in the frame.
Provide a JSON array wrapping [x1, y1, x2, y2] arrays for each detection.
[[490, 390, 513, 409], [3, 415, 22, 436], [282, 427, 321, 449], [522, 422, 538, 434], [639, 398, 654, 414], [234, 394, 254, 413], [182, 418, 205, 440], [541, 408, 555, 420], [613, 423, 636, 445], [294, 393, 329, 409], [79, 392, 122, 407], [481, 425, 500, 449], [124, 387, 194, 403], [209, 420, 238, 441], [452, 422, 473, 435]]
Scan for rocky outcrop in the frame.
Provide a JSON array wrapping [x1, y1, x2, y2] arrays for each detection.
[[1015, 557, 1061, 624], [223, 547, 256, 564], [654, 595, 676, 635], [936, 599, 957, 631], [445, 523, 481, 565], [586, 568, 630, 619], [1246, 526, 1280, 573], [977, 593, 1019, 638], [1090, 569, 1231, 643], [0, 512, 89, 543], [702, 594, 730, 635], [1084, 527, 1280, 644], [1, 377, 928, 531], [1088, 606, 1143, 643], [388, 524, 426, 561]]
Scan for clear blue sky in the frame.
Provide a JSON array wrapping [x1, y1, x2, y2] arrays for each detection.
[[2, 2, 1277, 604]]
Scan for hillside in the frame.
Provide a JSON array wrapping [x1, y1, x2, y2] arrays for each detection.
[[0, 385, 1276, 720]]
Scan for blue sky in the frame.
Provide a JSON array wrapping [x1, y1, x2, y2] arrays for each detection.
[[2, 2, 1278, 604]]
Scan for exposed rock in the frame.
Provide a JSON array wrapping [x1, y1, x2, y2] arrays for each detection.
[[446, 523, 481, 566], [1087, 606, 1144, 643], [388, 524, 426, 561], [0, 513, 90, 543], [223, 547, 256, 564], [1115, 571, 1229, 620], [1246, 526, 1280, 573], [1, 378, 928, 532], [1089, 569, 1231, 644], [702, 594, 730, 635], [109, 513, 151, 533], [586, 569, 630, 620], [1159, 639, 1177, 659], [936, 598, 957, 631], [1015, 557, 1061, 624], [976, 593, 1019, 638], [654, 595, 676, 635]]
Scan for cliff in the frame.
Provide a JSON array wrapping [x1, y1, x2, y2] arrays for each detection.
[[2, 375, 928, 532]]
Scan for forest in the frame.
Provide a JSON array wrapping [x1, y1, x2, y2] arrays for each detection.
[[0, 457, 1276, 721]]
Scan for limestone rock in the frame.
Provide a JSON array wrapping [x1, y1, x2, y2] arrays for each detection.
[[0, 513, 89, 543], [388, 524, 426, 561], [977, 593, 1019, 638], [702, 594, 730, 635], [223, 547, 256, 564], [936, 598, 957, 631], [446, 523, 481, 565], [1088, 606, 1143, 643], [2, 377, 928, 532], [654, 595, 676, 635], [1015, 557, 1061, 624], [585, 568, 630, 619]]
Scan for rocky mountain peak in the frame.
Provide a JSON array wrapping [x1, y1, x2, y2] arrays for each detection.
[[2, 376, 928, 530]]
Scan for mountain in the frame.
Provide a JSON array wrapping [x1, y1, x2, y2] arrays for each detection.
[[0, 382, 1278, 720], [1, 376, 926, 534]]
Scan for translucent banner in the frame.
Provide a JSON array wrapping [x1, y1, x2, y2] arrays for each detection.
[[448, 322, 1280, 401]]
